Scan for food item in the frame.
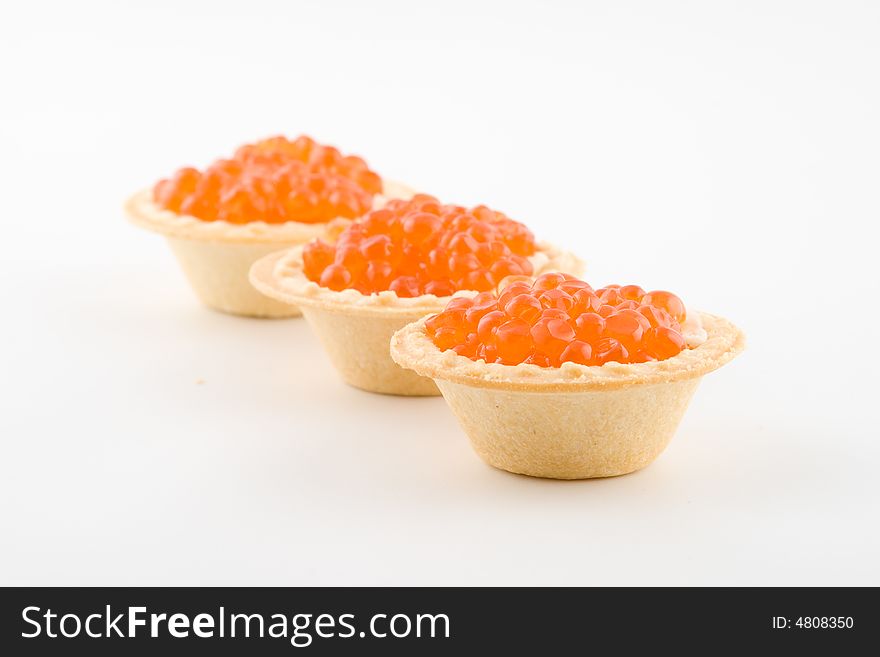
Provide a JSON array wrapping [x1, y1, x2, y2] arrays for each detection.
[[424, 274, 689, 366], [390, 275, 744, 478], [249, 202, 582, 395], [301, 194, 537, 296], [153, 135, 382, 225], [126, 136, 412, 317]]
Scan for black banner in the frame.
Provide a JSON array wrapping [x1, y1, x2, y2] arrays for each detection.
[[0, 587, 874, 654]]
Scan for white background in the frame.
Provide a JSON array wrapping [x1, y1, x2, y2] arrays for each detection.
[[2, 0, 878, 585]]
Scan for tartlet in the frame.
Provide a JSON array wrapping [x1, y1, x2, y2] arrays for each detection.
[[390, 275, 745, 478], [125, 135, 412, 318], [250, 197, 583, 395]]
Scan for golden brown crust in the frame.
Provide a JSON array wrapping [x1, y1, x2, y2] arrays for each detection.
[[436, 376, 700, 478], [296, 305, 441, 395], [124, 180, 415, 245], [390, 312, 745, 392], [248, 242, 585, 318], [164, 237, 303, 317]]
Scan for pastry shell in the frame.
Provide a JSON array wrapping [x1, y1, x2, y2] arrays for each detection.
[[390, 313, 745, 478], [124, 180, 413, 318], [249, 244, 584, 395]]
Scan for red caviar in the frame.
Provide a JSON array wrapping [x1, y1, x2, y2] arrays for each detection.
[[152, 135, 382, 224], [301, 195, 537, 297], [425, 273, 689, 366]]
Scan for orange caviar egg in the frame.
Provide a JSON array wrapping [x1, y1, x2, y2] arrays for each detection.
[[301, 195, 537, 297], [641, 290, 687, 324], [152, 135, 382, 224], [424, 274, 690, 367]]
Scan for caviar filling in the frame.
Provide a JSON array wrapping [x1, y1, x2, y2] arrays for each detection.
[[301, 194, 537, 298], [152, 135, 383, 224], [424, 274, 689, 367]]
